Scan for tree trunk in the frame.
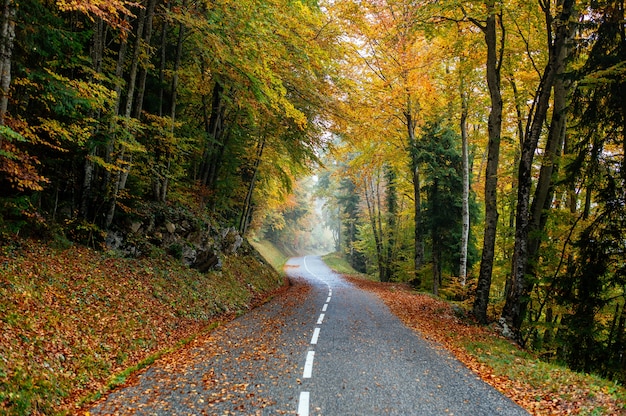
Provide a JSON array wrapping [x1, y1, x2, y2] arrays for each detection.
[[80, 18, 106, 220], [459, 88, 470, 285], [365, 174, 385, 282], [432, 177, 440, 296], [200, 81, 227, 189], [0, 0, 16, 127], [473, 0, 504, 324], [103, 21, 129, 228], [384, 164, 397, 282], [406, 105, 424, 284], [238, 137, 265, 235], [133, 0, 157, 119], [502, 0, 576, 337]]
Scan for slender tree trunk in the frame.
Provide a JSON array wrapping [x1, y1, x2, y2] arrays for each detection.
[[365, 175, 385, 281], [406, 103, 424, 284], [103, 17, 130, 228], [473, 0, 505, 324], [117, 1, 152, 192], [200, 81, 226, 188], [459, 88, 470, 285], [0, 0, 16, 128], [502, 0, 576, 337], [80, 18, 106, 220], [384, 164, 397, 282], [432, 177, 440, 296], [133, 0, 157, 119], [124, 1, 148, 120], [157, 2, 170, 117], [238, 137, 265, 235]]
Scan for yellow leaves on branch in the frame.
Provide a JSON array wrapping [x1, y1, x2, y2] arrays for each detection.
[[56, 0, 138, 32], [0, 140, 49, 191]]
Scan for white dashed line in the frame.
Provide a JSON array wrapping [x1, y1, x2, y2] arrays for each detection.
[[303, 351, 315, 378], [311, 327, 320, 345], [298, 256, 337, 414], [298, 391, 310, 416]]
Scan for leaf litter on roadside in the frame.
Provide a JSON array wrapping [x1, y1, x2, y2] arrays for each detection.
[[345, 275, 626, 416]]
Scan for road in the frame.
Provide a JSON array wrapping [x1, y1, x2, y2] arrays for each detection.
[[88, 256, 528, 415]]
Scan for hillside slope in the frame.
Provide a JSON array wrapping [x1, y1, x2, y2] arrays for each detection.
[[0, 239, 285, 415]]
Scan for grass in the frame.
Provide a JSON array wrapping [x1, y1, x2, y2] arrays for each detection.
[[321, 252, 361, 275], [249, 238, 290, 272], [0, 239, 284, 415]]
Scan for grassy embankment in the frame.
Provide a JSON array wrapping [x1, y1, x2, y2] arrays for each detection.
[[322, 252, 626, 416], [0, 239, 286, 415]]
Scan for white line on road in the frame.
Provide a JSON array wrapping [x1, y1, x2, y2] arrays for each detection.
[[326, 296, 331, 303], [311, 327, 320, 345], [298, 391, 310, 416], [322, 303, 328, 312], [303, 351, 315, 378], [317, 313, 325, 325]]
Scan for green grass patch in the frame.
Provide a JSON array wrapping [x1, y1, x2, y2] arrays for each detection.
[[249, 239, 290, 272]]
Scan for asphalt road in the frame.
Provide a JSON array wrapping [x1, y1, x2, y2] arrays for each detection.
[[88, 255, 529, 415]]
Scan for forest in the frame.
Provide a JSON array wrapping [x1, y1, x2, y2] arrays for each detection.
[[0, 0, 624, 387]]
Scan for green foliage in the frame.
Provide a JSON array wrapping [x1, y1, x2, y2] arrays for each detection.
[[417, 120, 479, 277]]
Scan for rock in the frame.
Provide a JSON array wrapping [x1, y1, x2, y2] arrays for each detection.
[[105, 231, 124, 250], [131, 222, 142, 233], [192, 250, 221, 273], [165, 222, 176, 233], [498, 317, 515, 339], [221, 227, 243, 254]]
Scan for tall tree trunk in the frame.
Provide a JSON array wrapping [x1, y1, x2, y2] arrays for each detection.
[[153, 5, 185, 202], [502, 0, 576, 337], [200, 81, 226, 189], [0, 0, 16, 128], [472, 0, 505, 324], [406, 103, 424, 284], [118, 0, 152, 192], [384, 164, 397, 282], [80, 18, 106, 220], [365, 174, 385, 282], [103, 26, 129, 228], [133, 0, 157, 119], [459, 88, 470, 285], [432, 177, 440, 296], [238, 137, 265, 235]]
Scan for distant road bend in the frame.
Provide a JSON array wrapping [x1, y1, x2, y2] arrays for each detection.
[[89, 256, 529, 415]]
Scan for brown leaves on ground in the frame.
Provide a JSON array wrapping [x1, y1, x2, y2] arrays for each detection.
[[0, 239, 285, 415], [84, 278, 311, 416], [345, 276, 626, 416]]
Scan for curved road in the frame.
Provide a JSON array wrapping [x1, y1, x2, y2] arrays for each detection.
[[89, 256, 528, 415]]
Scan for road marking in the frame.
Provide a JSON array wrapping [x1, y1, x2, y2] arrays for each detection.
[[317, 313, 325, 325], [322, 303, 328, 312], [326, 296, 331, 303], [298, 391, 310, 416], [311, 327, 320, 345], [303, 351, 315, 378]]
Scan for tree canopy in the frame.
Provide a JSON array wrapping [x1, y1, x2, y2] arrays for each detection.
[[1, 0, 625, 385]]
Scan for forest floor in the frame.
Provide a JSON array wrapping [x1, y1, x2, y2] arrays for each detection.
[[344, 275, 626, 415]]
